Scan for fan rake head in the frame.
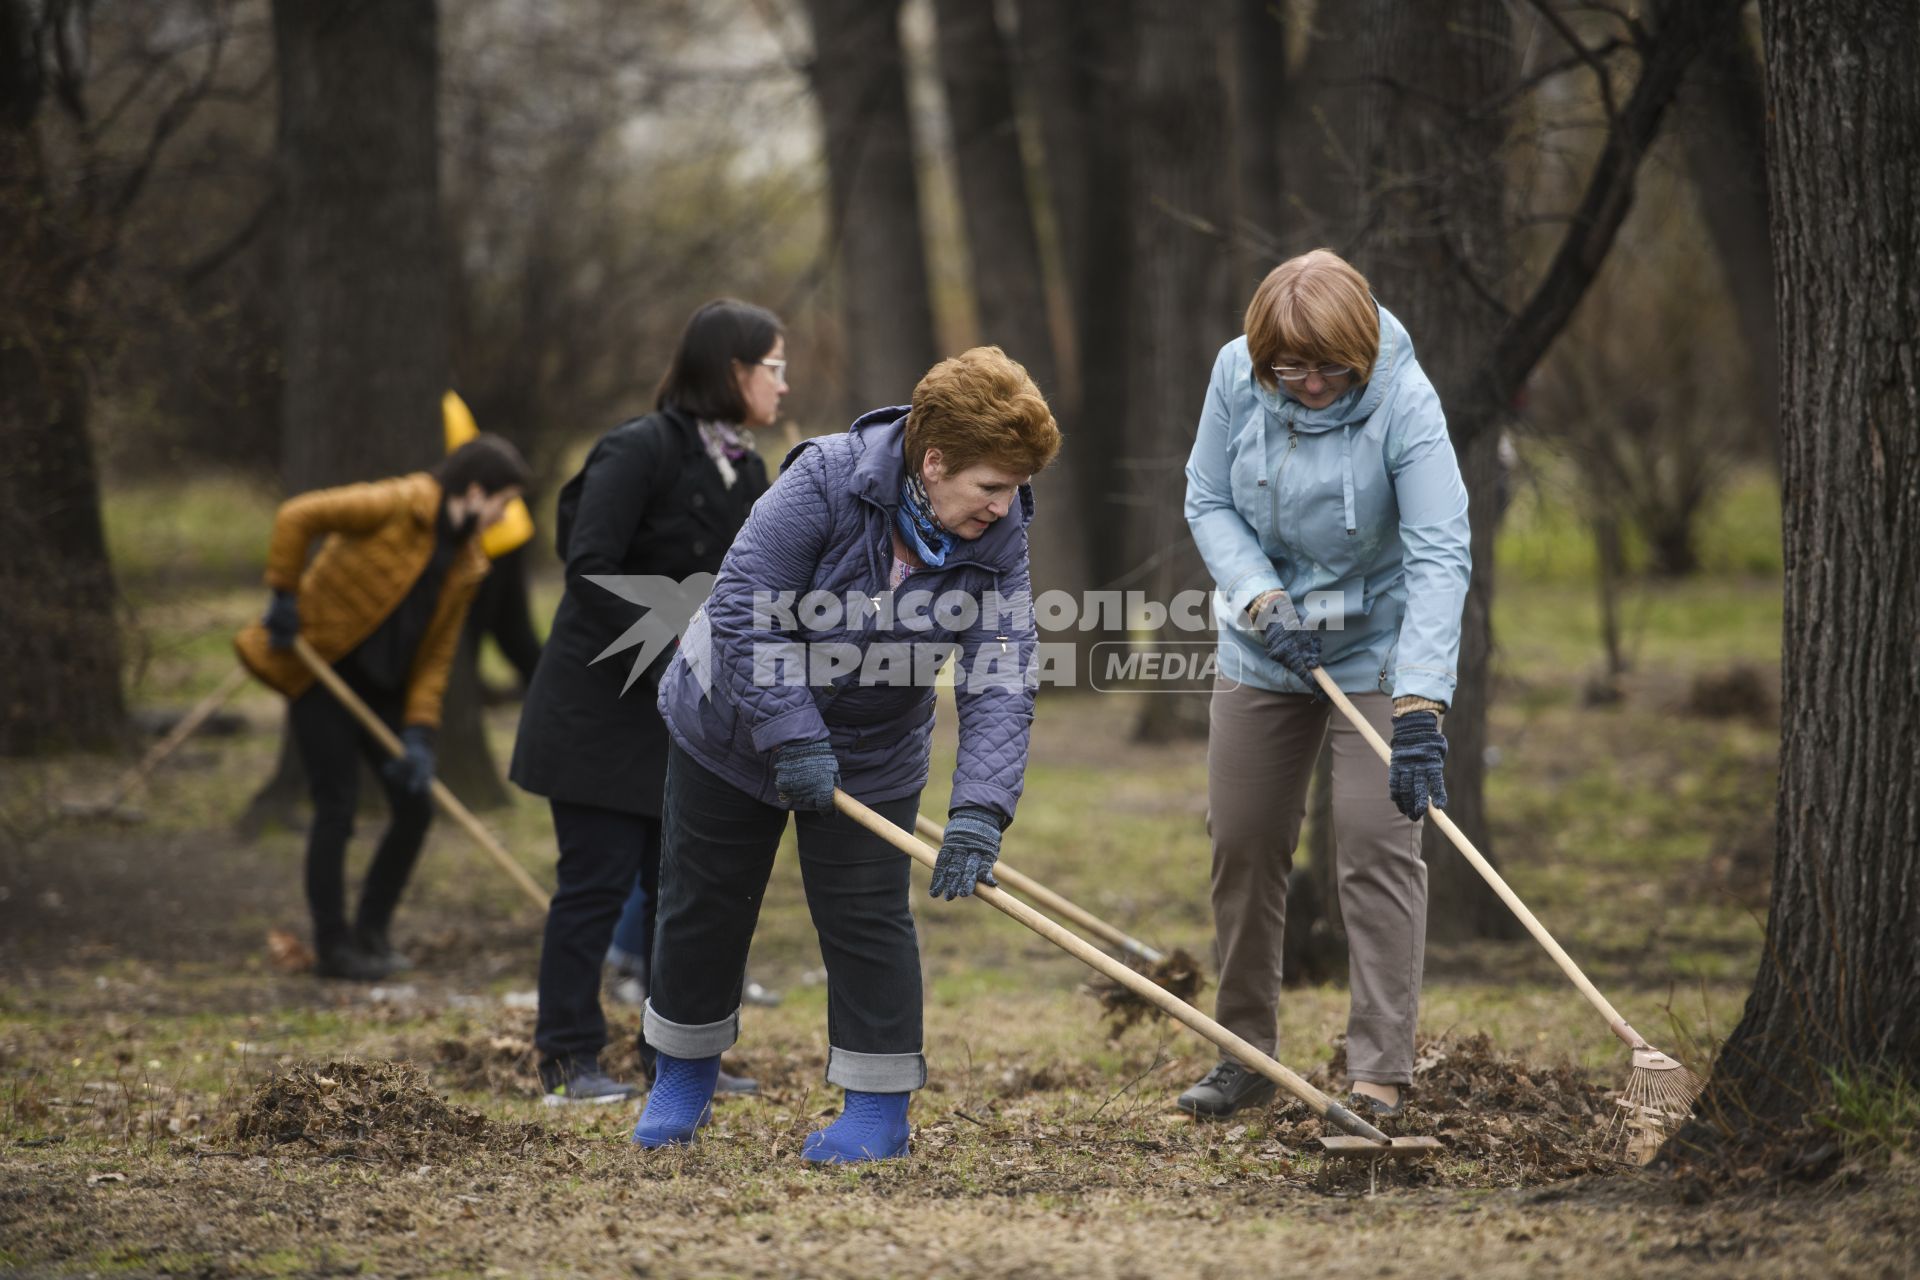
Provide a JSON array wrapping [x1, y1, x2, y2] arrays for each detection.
[[1607, 1046, 1704, 1166]]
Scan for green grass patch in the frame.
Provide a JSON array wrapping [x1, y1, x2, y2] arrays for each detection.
[[103, 471, 279, 591], [1820, 1067, 1920, 1163]]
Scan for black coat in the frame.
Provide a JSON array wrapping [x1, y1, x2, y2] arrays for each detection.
[[509, 409, 769, 816]]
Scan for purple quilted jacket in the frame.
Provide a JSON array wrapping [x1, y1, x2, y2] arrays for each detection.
[[657, 407, 1038, 825]]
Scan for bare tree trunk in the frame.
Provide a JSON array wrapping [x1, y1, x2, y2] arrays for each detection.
[[1126, 0, 1235, 741], [1229, 0, 1286, 282], [1664, 0, 1920, 1169], [1281, 0, 1370, 255], [0, 0, 125, 756], [275, 0, 447, 491], [1352, 0, 1521, 942], [930, 0, 1087, 627], [931, 0, 1055, 394], [1059, 4, 1137, 627], [1012, 0, 1092, 408], [1593, 511, 1627, 682], [1680, 7, 1778, 462], [803, 0, 940, 417], [246, 0, 504, 823]]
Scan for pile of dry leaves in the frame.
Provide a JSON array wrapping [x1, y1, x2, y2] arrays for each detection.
[[1292, 1032, 1621, 1185], [233, 1059, 552, 1163]]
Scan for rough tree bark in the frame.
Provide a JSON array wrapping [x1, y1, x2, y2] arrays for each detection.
[[245, 0, 506, 825], [1126, 0, 1235, 742], [1663, 0, 1920, 1169], [803, 0, 940, 418], [0, 0, 125, 755]]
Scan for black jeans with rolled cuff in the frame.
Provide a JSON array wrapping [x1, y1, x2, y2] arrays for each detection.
[[644, 742, 926, 1092]]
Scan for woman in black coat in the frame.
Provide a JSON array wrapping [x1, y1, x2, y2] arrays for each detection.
[[510, 299, 784, 1104]]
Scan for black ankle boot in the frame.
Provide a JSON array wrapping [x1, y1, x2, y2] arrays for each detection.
[[351, 921, 412, 974], [315, 941, 394, 982]]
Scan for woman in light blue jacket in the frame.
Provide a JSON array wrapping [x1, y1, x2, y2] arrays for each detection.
[[1178, 249, 1470, 1122]]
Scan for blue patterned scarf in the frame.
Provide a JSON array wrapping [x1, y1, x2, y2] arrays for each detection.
[[896, 471, 954, 567]]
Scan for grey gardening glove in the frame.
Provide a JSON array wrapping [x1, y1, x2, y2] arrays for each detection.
[[381, 725, 437, 796], [1250, 590, 1322, 683], [929, 807, 1001, 901], [1387, 711, 1447, 821], [264, 590, 301, 650], [773, 737, 839, 813]]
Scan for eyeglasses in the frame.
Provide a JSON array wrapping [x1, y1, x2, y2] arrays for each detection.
[[760, 358, 788, 382], [1271, 362, 1352, 384]]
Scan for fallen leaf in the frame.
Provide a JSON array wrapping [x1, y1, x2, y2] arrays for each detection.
[[266, 929, 315, 974]]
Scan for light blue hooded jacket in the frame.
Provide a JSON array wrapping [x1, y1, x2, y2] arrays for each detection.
[[1183, 304, 1471, 704]]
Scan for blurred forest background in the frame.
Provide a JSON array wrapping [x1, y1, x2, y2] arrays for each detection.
[[3, 0, 1778, 944]]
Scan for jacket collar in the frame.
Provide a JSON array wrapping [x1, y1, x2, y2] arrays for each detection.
[[839, 406, 1033, 574]]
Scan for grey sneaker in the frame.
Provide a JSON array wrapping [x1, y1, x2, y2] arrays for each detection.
[[1176, 1060, 1277, 1118], [715, 1068, 759, 1097], [540, 1057, 639, 1107]]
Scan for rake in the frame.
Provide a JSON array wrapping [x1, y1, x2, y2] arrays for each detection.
[[1309, 667, 1702, 1163], [62, 666, 251, 821], [911, 812, 1164, 964], [292, 638, 551, 912], [840, 790, 1440, 1164]]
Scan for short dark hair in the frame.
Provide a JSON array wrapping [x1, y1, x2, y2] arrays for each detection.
[[655, 298, 785, 422], [437, 433, 530, 495]]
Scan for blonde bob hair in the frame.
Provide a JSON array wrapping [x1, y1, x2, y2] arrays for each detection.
[[904, 345, 1061, 477], [1245, 249, 1381, 390]]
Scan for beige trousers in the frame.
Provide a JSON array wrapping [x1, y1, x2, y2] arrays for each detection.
[[1205, 678, 1427, 1083]]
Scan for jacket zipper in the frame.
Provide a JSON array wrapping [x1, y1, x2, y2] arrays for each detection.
[[1268, 427, 1299, 545]]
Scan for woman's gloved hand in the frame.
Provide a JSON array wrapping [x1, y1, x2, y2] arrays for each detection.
[[264, 590, 301, 650], [929, 807, 1002, 901], [382, 725, 437, 795], [1387, 710, 1448, 821], [1249, 590, 1321, 682], [774, 738, 840, 812]]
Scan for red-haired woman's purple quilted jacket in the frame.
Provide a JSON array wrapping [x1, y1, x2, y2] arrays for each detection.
[[657, 407, 1037, 826]]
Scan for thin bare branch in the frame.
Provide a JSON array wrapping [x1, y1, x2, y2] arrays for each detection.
[[1466, 35, 1630, 122], [1527, 0, 1621, 124], [1474, 0, 1747, 412]]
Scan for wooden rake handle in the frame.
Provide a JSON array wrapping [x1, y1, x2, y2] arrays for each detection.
[[102, 666, 251, 809], [836, 790, 1390, 1143], [1308, 667, 1645, 1049], [292, 637, 551, 912], [912, 813, 1164, 964]]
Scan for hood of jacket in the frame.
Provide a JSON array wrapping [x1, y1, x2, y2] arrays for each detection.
[[1247, 303, 1415, 533]]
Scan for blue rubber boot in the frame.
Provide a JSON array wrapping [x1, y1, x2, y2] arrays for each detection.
[[801, 1090, 911, 1164], [630, 1053, 719, 1149]]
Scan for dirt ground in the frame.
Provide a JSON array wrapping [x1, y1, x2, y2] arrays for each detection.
[[3, 599, 1915, 1277]]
